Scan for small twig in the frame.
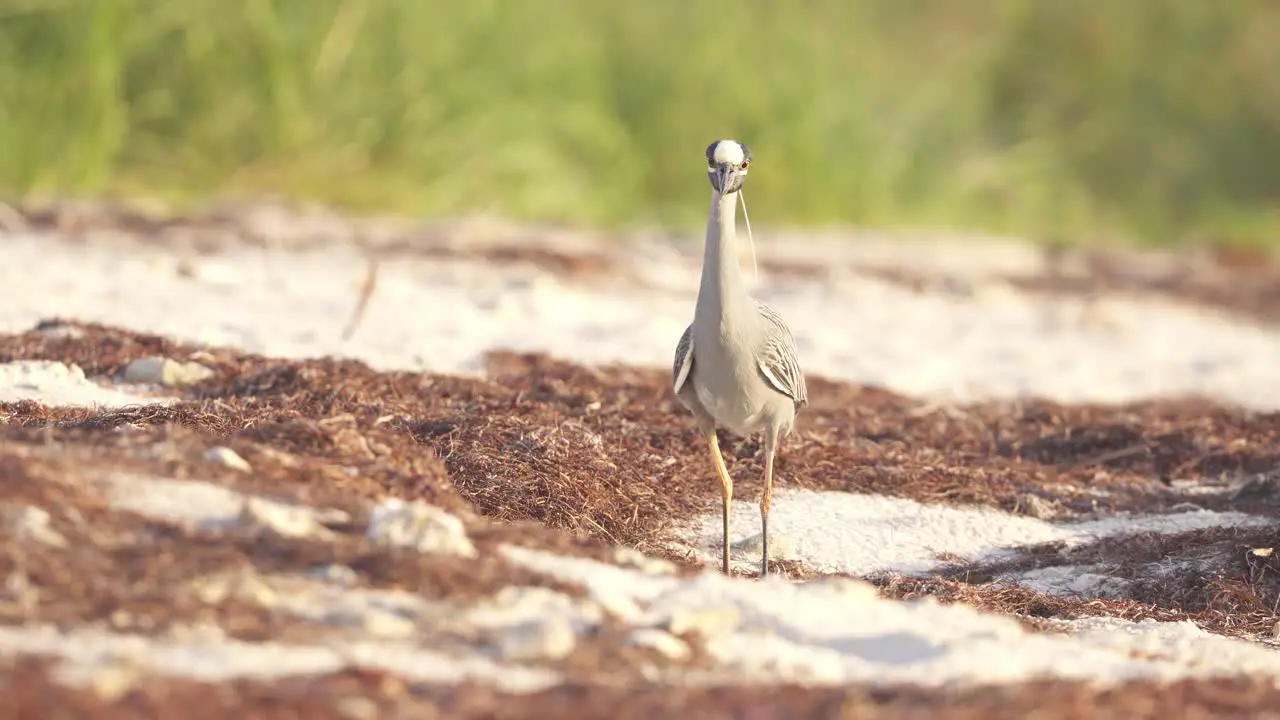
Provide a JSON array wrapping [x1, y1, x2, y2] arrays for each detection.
[[906, 401, 969, 421], [1068, 443, 1149, 470], [340, 253, 380, 341], [1170, 450, 1229, 479]]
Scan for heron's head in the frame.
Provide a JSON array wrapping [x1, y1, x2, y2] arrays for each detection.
[[705, 139, 752, 195]]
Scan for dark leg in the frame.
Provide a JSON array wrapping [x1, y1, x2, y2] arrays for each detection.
[[708, 431, 733, 575], [760, 435, 776, 578]]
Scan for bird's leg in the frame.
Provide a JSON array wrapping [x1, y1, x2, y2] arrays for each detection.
[[708, 431, 733, 575], [760, 435, 776, 578]]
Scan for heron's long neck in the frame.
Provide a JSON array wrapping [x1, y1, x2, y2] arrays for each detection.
[[696, 190, 748, 324]]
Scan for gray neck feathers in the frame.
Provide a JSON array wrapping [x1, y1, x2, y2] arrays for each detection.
[[696, 190, 749, 327]]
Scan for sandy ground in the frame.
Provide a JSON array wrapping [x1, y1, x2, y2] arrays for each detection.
[[7, 204, 1280, 409], [1, 202, 1279, 718]]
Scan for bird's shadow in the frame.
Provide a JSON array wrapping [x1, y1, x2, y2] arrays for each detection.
[[716, 430, 763, 462]]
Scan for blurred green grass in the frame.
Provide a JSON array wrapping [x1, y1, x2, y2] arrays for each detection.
[[0, 0, 1276, 246]]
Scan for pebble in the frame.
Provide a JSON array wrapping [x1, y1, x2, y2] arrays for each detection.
[[612, 546, 677, 575], [237, 497, 343, 540], [335, 697, 381, 720], [365, 499, 477, 558], [84, 660, 143, 702], [205, 445, 251, 472], [1018, 493, 1061, 520], [665, 605, 742, 638], [733, 532, 796, 561], [495, 617, 578, 662], [189, 568, 278, 607], [309, 564, 360, 587], [589, 587, 644, 624], [626, 628, 692, 661], [359, 608, 419, 639], [165, 621, 228, 643], [120, 356, 215, 387], [466, 586, 602, 632], [8, 505, 67, 548], [818, 576, 881, 601], [32, 319, 83, 339], [5, 570, 37, 612]]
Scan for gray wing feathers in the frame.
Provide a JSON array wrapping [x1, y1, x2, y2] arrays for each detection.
[[672, 323, 694, 393], [755, 300, 808, 408]]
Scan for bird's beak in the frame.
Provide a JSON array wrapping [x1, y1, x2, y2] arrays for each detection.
[[715, 162, 735, 195]]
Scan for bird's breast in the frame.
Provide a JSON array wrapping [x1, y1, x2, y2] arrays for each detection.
[[689, 347, 768, 434], [693, 382, 765, 434]]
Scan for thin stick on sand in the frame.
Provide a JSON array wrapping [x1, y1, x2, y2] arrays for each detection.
[[341, 253, 380, 341]]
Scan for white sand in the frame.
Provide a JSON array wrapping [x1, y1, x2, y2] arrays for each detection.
[[2, 227, 1279, 692], [5, 464, 1277, 691], [502, 545, 1280, 687], [670, 488, 1271, 576], [8, 531, 1280, 693], [2, 232, 1280, 408], [0, 360, 167, 408], [0, 624, 559, 693]]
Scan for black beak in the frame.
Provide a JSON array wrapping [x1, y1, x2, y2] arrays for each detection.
[[715, 162, 734, 194]]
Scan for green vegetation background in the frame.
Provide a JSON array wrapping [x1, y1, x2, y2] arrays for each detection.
[[1, 0, 1276, 246]]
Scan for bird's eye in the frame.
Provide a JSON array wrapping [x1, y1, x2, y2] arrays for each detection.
[[740, 161, 751, 170]]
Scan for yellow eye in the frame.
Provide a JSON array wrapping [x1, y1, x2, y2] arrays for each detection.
[[740, 160, 751, 170]]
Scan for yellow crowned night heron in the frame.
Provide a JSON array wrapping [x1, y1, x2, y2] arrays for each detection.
[[672, 139, 808, 578]]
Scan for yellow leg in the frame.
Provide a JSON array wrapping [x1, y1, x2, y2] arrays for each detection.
[[760, 445, 775, 578], [709, 431, 733, 575]]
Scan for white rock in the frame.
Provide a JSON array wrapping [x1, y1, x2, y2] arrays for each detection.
[[7, 506, 67, 548], [590, 587, 645, 624], [365, 499, 477, 558], [612, 546, 677, 575], [613, 546, 648, 566], [666, 606, 742, 638], [358, 609, 418, 639], [237, 497, 343, 541], [335, 696, 380, 720], [204, 446, 251, 473], [1019, 493, 1061, 520], [733, 532, 797, 561], [32, 320, 83, 339], [82, 659, 144, 702], [1008, 565, 1132, 600], [120, 356, 215, 387], [495, 617, 577, 662], [309, 564, 360, 587], [627, 628, 691, 661], [5, 570, 38, 611], [465, 586, 602, 633], [165, 621, 228, 643], [0, 360, 163, 407], [189, 569, 278, 607]]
